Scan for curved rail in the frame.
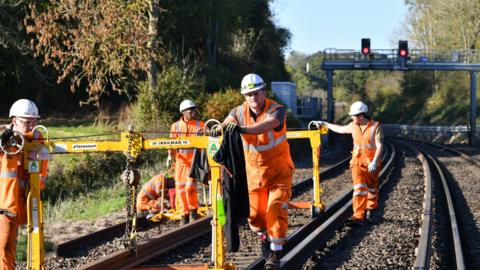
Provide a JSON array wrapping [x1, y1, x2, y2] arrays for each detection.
[[393, 138, 466, 270]]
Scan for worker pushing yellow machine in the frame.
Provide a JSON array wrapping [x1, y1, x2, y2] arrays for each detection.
[[0, 120, 327, 270]]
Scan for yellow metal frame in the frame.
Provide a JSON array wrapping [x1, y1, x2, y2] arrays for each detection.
[[17, 123, 327, 270], [286, 126, 329, 213]]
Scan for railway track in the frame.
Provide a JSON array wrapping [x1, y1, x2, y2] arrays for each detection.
[[45, 144, 352, 269], [407, 139, 480, 269], [66, 142, 391, 269], [44, 137, 480, 269], [303, 138, 479, 269]]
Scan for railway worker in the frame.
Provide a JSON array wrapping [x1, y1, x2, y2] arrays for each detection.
[[136, 173, 176, 216], [0, 99, 47, 270], [167, 99, 205, 224], [315, 101, 383, 226], [210, 73, 295, 270]]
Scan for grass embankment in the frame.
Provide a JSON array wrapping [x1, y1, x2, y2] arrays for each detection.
[[16, 121, 166, 260]]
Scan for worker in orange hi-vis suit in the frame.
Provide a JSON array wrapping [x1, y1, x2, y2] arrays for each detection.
[[0, 99, 48, 270], [212, 73, 295, 270], [136, 173, 176, 215], [314, 101, 384, 226], [168, 99, 205, 225]]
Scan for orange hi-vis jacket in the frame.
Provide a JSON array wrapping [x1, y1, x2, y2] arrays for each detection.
[[170, 119, 205, 165], [350, 120, 381, 220], [350, 120, 381, 170], [350, 120, 380, 171], [137, 174, 166, 212], [0, 130, 47, 225], [235, 98, 294, 243], [235, 98, 294, 189]]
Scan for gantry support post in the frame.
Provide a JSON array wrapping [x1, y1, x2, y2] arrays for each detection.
[[470, 71, 477, 146]]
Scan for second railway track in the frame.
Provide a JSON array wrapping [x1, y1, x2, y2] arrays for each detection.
[[41, 137, 480, 269]]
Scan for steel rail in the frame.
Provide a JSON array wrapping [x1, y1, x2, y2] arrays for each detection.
[[56, 217, 151, 257], [409, 140, 466, 270], [56, 156, 351, 257], [399, 139, 468, 269], [393, 139, 434, 270], [79, 218, 211, 270], [425, 149, 465, 270], [246, 141, 396, 270], [418, 140, 480, 167], [70, 154, 352, 269]]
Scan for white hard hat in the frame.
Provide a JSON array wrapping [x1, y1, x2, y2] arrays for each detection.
[[9, 99, 40, 118], [240, 73, 266, 94], [179, 99, 196, 113], [348, 101, 368, 116]]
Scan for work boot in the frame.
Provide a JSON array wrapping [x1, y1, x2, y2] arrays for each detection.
[[190, 209, 198, 221], [260, 236, 271, 259], [366, 209, 373, 223], [181, 214, 190, 225], [264, 250, 282, 270], [348, 217, 366, 227]]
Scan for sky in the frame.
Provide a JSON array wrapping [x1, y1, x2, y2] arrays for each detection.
[[271, 0, 409, 56]]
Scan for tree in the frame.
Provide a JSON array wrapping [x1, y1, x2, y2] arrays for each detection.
[[406, 0, 480, 51], [26, 0, 155, 106]]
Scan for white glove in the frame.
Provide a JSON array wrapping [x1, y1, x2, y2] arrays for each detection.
[[315, 121, 329, 128], [166, 155, 172, 168], [368, 158, 378, 172]]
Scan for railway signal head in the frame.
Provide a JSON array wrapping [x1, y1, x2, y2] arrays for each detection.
[[398, 40, 409, 57], [361, 38, 371, 55]]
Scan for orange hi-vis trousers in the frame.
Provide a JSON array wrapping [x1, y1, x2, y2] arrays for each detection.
[[174, 163, 198, 215], [248, 182, 292, 244], [351, 165, 380, 220], [0, 215, 17, 270]]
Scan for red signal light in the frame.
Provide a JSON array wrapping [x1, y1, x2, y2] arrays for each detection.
[[361, 38, 370, 55], [398, 40, 409, 57]]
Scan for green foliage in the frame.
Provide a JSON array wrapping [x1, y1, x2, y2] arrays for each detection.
[[158, 0, 291, 90], [43, 152, 125, 202], [15, 235, 26, 262], [202, 89, 244, 120], [132, 65, 204, 130], [44, 182, 125, 222], [16, 234, 54, 262], [286, 51, 326, 96], [425, 72, 470, 124]]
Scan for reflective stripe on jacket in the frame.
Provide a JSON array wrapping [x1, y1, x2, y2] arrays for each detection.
[[170, 119, 205, 164], [136, 174, 165, 212], [0, 130, 47, 224], [236, 98, 294, 188], [350, 120, 379, 167]]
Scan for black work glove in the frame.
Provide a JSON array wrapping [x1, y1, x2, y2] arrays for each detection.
[[225, 122, 246, 134], [0, 125, 14, 144]]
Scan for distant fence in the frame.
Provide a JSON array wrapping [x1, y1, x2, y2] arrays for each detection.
[[383, 124, 479, 144]]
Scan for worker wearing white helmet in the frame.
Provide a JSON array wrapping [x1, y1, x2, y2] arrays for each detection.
[[0, 99, 48, 269], [314, 101, 383, 226], [168, 99, 205, 224], [212, 73, 294, 270]]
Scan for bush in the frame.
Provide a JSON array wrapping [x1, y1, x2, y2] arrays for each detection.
[[202, 88, 244, 120], [43, 150, 167, 203], [132, 65, 205, 131]]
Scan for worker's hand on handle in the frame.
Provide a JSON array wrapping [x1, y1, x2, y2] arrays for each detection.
[[205, 126, 222, 137], [367, 157, 378, 172], [313, 120, 329, 129], [0, 124, 14, 144]]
